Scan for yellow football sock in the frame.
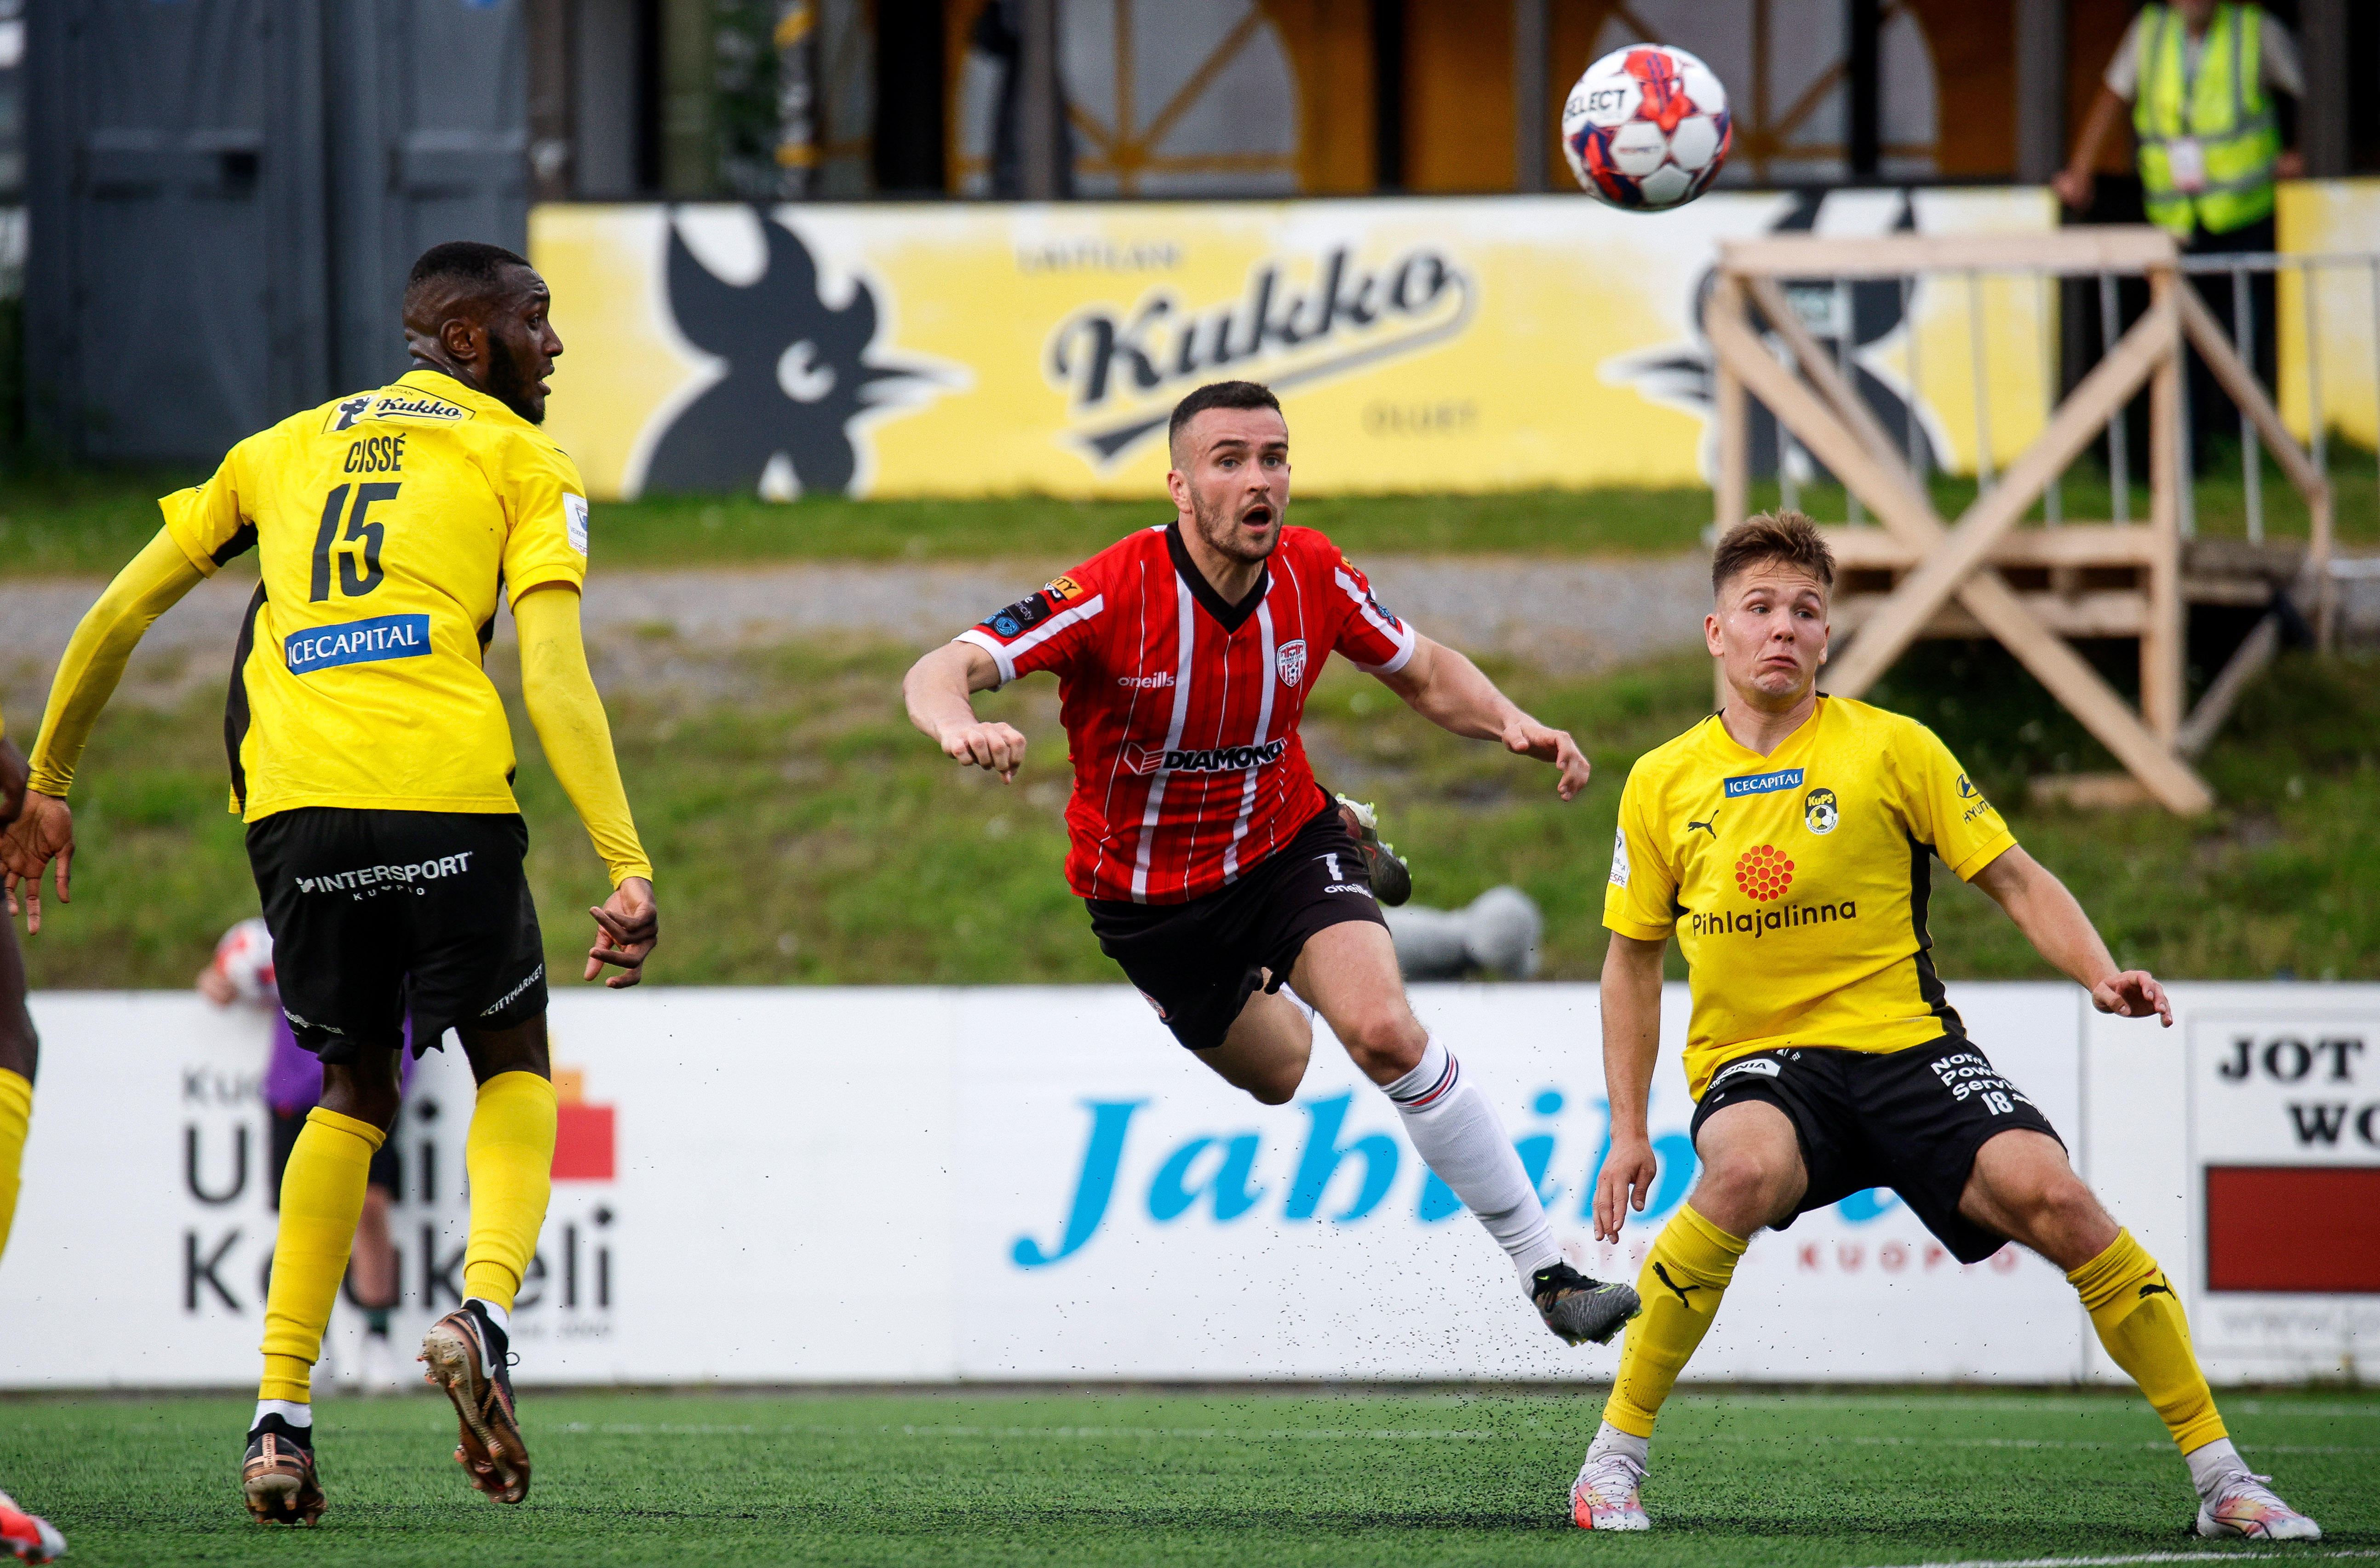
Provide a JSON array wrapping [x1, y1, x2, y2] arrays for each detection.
[[258, 1109, 384, 1403], [1604, 1203, 1748, 1439], [462, 1071, 557, 1314], [0, 1069, 31, 1262], [2069, 1229, 2226, 1455]]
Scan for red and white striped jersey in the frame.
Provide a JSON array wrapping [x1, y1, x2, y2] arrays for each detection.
[[957, 522, 1417, 904]]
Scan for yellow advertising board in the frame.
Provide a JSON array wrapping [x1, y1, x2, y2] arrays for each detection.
[[2278, 179, 2380, 451], [530, 190, 2056, 501]]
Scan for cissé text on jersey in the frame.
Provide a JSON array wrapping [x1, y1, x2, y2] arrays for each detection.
[[342, 434, 407, 475]]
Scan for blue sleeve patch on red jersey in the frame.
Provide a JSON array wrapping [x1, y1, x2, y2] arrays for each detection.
[[981, 592, 1054, 640]]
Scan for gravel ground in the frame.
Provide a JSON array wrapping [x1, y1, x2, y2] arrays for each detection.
[[10, 551, 2375, 722], [0, 555, 1719, 718]]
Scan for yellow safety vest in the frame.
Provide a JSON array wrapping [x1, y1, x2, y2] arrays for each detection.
[[2133, 3, 2280, 238]]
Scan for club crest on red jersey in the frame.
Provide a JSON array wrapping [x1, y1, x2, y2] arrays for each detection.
[[1276, 638, 1308, 688]]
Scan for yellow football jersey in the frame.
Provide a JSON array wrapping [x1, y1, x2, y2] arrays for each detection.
[[161, 370, 589, 820], [1603, 695, 2016, 1098]]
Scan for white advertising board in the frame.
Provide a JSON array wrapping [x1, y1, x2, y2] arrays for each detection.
[[2082, 984, 2380, 1386], [0, 982, 2362, 1389], [963, 983, 2085, 1383], [0, 990, 963, 1388]]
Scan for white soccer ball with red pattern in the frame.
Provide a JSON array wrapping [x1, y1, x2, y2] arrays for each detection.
[[212, 916, 276, 1005], [1561, 44, 1732, 212]]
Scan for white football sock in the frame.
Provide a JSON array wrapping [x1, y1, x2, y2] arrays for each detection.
[[1384, 1036, 1561, 1282], [466, 1297, 512, 1335], [2185, 1436, 2248, 1501], [1585, 1420, 1650, 1469], [253, 1398, 312, 1430]]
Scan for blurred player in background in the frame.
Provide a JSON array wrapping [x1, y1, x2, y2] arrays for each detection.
[[1, 242, 658, 1525], [0, 714, 63, 1562], [903, 379, 1639, 1349], [1572, 513, 2318, 1540], [199, 918, 413, 1392]]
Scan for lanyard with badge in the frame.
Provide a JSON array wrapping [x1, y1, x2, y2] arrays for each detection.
[[2164, 16, 2208, 193]]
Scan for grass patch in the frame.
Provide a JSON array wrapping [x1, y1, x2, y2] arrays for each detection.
[[17, 640, 2380, 990], [0, 468, 211, 576], [0, 1385, 2368, 1564], [7, 456, 2377, 576]]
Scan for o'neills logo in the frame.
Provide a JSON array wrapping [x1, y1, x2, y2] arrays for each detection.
[[1046, 245, 1475, 465], [1127, 737, 1290, 775], [1692, 901, 1858, 938]]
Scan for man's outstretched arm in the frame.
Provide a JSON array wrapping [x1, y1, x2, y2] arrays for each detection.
[[1970, 845, 2171, 1025], [515, 584, 657, 987], [1, 527, 206, 928], [903, 642, 1027, 781], [1593, 931, 1668, 1241], [1374, 634, 1592, 800]]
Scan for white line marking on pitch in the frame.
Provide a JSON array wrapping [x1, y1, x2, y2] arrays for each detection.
[[1856, 1552, 2380, 1568], [549, 1422, 2374, 1458]]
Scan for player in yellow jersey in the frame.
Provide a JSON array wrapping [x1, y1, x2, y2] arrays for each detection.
[[0, 713, 64, 1563], [0, 242, 658, 1527], [1569, 513, 2319, 1540]]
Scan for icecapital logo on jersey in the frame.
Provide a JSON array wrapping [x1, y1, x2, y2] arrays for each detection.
[[285, 614, 430, 675], [1724, 767, 1803, 798], [1045, 244, 1476, 467]]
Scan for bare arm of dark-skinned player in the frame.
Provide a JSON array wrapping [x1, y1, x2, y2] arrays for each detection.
[[0, 793, 73, 935], [1594, 931, 1668, 1241], [1970, 846, 2173, 1027], [1375, 636, 1592, 800], [584, 875, 658, 988], [0, 736, 27, 826], [902, 642, 1028, 782]]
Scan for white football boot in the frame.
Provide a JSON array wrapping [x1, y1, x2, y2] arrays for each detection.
[[1571, 1450, 1650, 1531], [2196, 1471, 2322, 1540], [354, 1331, 410, 1395]]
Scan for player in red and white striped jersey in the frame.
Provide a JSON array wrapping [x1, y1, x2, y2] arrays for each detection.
[[952, 484, 1407, 905], [904, 381, 1640, 1349]]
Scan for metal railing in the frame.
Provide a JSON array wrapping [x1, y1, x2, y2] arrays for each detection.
[[2170, 249, 2372, 547], [1788, 246, 2369, 559]]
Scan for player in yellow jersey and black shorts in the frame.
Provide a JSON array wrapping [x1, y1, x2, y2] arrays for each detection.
[[0, 712, 65, 1562], [0, 242, 657, 1528], [1567, 513, 2319, 1540]]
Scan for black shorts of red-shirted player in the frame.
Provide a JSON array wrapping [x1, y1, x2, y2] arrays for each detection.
[[1088, 793, 1384, 1052]]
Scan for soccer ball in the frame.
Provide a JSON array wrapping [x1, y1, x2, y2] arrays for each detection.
[[1561, 45, 1732, 211], [212, 916, 276, 1005]]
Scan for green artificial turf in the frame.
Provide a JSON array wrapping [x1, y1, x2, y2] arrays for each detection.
[[3, 454, 2375, 575], [13, 636, 2380, 991], [0, 1385, 2369, 1565]]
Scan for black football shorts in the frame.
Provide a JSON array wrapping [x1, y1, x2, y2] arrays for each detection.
[[1085, 793, 1389, 1051], [247, 808, 547, 1064], [1689, 1038, 2065, 1264]]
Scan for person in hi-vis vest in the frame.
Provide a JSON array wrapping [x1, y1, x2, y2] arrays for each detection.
[[2056, 1, 2302, 462]]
